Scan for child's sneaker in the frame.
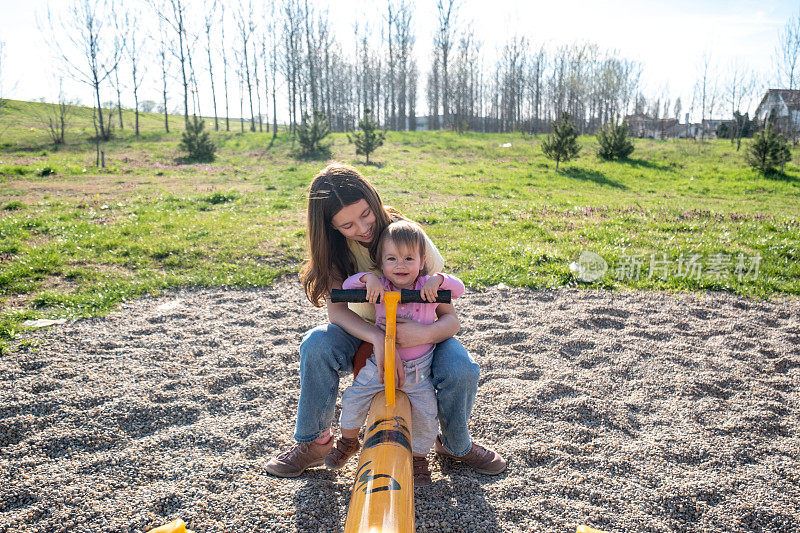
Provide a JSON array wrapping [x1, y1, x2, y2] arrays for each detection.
[[413, 456, 432, 487], [324, 437, 360, 470]]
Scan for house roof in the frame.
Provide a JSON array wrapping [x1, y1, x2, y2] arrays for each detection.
[[755, 89, 800, 116]]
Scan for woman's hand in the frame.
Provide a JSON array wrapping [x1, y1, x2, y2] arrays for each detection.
[[362, 273, 385, 304], [394, 318, 433, 348], [421, 274, 444, 302], [373, 338, 405, 388]]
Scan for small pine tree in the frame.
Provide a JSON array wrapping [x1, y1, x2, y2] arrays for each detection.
[[746, 123, 791, 175], [180, 116, 216, 161], [596, 119, 634, 160], [296, 110, 331, 155], [542, 111, 581, 171], [348, 108, 386, 164]]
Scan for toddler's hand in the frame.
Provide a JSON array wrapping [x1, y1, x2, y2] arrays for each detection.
[[362, 273, 385, 304], [421, 274, 444, 302]]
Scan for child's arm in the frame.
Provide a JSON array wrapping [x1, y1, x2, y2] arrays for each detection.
[[342, 272, 385, 304], [420, 273, 466, 302]]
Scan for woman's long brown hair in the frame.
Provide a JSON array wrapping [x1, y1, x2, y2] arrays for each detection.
[[300, 162, 398, 306]]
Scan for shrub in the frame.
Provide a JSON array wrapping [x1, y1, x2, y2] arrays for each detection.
[[296, 110, 331, 156], [179, 116, 216, 161], [746, 123, 791, 175], [542, 111, 581, 171], [203, 191, 239, 205], [596, 119, 634, 160], [348, 108, 385, 164]]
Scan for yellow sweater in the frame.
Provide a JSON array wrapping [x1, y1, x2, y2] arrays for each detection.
[[345, 233, 445, 323]]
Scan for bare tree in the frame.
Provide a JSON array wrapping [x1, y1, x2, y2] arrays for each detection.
[[220, 3, 230, 131], [320, 14, 332, 124], [110, 13, 127, 132], [202, 0, 219, 130], [236, 0, 256, 131], [260, 20, 271, 133], [385, 1, 396, 129], [498, 35, 527, 132], [408, 57, 418, 131], [303, 0, 318, 112], [236, 56, 246, 133], [267, 2, 279, 137], [157, 17, 170, 133], [283, 0, 303, 134], [435, 0, 458, 129], [126, 12, 146, 136], [726, 60, 758, 149], [252, 16, 263, 132], [150, 0, 190, 127], [48, 0, 124, 140], [427, 48, 440, 129], [184, 27, 202, 118], [529, 45, 546, 132], [452, 27, 476, 132], [113, 58, 124, 130], [32, 80, 76, 145], [693, 52, 718, 139], [775, 10, 800, 90], [394, 1, 414, 130]]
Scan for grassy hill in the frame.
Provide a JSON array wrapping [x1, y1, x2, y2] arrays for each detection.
[[1, 98, 799, 352]]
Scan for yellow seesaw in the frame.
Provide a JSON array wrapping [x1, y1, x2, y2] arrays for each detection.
[[331, 288, 454, 532]]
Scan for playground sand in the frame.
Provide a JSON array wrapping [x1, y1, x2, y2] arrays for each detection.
[[1, 280, 799, 532]]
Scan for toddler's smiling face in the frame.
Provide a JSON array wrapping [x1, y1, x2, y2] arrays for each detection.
[[380, 238, 424, 289]]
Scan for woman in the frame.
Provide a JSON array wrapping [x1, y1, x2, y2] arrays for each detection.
[[265, 163, 505, 478]]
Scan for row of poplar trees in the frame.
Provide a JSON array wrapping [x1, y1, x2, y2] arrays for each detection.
[[46, 0, 646, 138]]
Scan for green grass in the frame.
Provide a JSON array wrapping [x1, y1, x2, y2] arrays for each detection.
[[1, 99, 799, 353]]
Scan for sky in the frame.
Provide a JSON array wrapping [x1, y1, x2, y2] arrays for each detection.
[[0, 0, 795, 123]]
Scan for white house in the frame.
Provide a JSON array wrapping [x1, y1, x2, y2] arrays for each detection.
[[754, 89, 800, 134]]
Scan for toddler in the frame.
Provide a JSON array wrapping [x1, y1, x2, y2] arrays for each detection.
[[324, 220, 465, 486]]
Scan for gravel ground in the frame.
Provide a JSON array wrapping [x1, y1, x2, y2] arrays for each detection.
[[1, 280, 799, 532]]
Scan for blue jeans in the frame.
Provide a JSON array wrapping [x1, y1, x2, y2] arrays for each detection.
[[294, 324, 480, 457]]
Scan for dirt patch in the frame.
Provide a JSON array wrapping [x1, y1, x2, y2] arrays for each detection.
[[1, 281, 798, 532]]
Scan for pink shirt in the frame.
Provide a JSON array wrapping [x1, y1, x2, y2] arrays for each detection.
[[342, 273, 466, 361]]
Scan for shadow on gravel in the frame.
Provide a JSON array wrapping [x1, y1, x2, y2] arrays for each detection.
[[415, 465, 501, 531], [293, 472, 346, 532]]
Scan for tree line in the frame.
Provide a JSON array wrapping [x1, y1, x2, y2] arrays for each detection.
[[25, 0, 798, 141]]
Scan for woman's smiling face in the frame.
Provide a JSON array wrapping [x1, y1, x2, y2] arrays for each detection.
[[331, 199, 377, 243]]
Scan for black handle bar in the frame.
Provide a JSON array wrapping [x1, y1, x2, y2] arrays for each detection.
[[330, 289, 451, 304]]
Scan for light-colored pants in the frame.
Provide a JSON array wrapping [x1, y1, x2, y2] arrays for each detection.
[[296, 324, 480, 457], [340, 350, 438, 455]]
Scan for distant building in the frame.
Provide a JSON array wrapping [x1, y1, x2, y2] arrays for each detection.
[[754, 89, 800, 135], [701, 119, 727, 138], [624, 114, 679, 139], [414, 115, 443, 131], [664, 122, 703, 139]]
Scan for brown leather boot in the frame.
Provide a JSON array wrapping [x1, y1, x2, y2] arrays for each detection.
[[264, 439, 333, 478], [324, 437, 361, 470], [435, 436, 507, 475]]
